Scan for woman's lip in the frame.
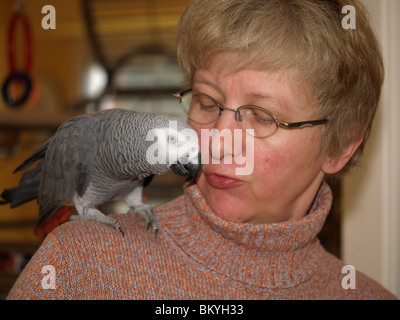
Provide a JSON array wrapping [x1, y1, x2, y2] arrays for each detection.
[[206, 174, 245, 189]]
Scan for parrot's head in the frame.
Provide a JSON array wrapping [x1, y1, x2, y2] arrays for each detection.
[[145, 119, 201, 180], [169, 150, 202, 180]]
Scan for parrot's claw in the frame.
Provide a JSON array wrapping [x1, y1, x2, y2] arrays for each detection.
[[116, 226, 125, 236], [129, 204, 158, 238], [71, 207, 125, 236]]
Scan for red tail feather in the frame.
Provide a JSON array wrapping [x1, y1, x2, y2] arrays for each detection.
[[34, 206, 73, 237]]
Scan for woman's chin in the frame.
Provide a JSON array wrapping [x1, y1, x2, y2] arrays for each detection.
[[197, 177, 251, 223]]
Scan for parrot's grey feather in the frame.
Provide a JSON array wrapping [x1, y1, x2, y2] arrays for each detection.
[[37, 114, 97, 226], [1, 162, 42, 207], [13, 141, 49, 173]]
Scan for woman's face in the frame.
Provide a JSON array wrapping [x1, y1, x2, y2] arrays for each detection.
[[190, 55, 334, 224]]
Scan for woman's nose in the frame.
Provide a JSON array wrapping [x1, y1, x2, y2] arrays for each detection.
[[214, 108, 239, 131], [209, 109, 246, 162]]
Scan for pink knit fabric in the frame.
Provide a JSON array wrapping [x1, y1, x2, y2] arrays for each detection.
[[7, 181, 397, 299]]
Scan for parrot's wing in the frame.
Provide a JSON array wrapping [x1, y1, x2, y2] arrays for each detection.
[[36, 115, 97, 227], [14, 141, 49, 173]]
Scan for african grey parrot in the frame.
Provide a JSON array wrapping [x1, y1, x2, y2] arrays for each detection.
[[0, 108, 201, 237]]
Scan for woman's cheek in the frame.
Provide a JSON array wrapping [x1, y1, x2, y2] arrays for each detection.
[[254, 141, 288, 174]]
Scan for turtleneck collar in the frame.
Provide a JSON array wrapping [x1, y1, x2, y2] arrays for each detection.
[[156, 181, 332, 289]]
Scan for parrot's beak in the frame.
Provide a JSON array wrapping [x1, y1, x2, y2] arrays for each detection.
[[169, 151, 201, 180]]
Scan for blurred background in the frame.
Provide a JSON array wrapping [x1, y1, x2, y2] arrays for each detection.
[[0, 0, 398, 298], [0, 0, 192, 297]]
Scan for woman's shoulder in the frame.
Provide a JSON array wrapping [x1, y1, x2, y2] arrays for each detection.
[[49, 211, 165, 259], [43, 194, 188, 264], [8, 207, 183, 299]]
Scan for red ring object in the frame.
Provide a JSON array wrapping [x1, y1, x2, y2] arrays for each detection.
[[7, 12, 33, 74]]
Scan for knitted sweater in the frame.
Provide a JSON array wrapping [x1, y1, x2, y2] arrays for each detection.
[[7, 181, 396, 300]]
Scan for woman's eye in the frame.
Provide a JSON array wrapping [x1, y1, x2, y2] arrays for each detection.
[[198, 99, 218, 110], [256, 115, 275, 125], [200, 104, 219, 112], [251, 110, 271, 122]]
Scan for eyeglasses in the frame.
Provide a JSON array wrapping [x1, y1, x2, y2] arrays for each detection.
[[173, 89, 328, 138]]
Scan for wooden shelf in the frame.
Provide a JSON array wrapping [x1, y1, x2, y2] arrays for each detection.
[[0, 111, 81, 130]]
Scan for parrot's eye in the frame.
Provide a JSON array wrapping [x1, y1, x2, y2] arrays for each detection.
[[168, 136, 176, 144]]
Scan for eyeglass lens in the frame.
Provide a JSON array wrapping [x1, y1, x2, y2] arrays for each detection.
[[180, 92, 278, 138]]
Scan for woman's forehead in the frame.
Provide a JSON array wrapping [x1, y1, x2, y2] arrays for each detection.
[[192, 55, 319, 115]]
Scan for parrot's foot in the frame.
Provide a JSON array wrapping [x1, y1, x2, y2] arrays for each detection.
[[71, 207, 125, 236], [129, 204, 158, 238]]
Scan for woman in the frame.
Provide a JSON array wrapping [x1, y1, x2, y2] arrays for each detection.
[[7, 0, 396, 299]]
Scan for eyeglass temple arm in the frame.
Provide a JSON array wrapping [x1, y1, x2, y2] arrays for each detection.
[[278, 119, 328, 128]]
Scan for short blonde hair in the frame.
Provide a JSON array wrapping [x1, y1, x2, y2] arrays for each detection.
[[176, 0, 384, 178]]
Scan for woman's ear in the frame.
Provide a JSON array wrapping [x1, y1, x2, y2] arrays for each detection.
[[322, 137, 363, 175]]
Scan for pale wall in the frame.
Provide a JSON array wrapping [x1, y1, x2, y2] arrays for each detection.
[[342, 0, 400, 297]]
